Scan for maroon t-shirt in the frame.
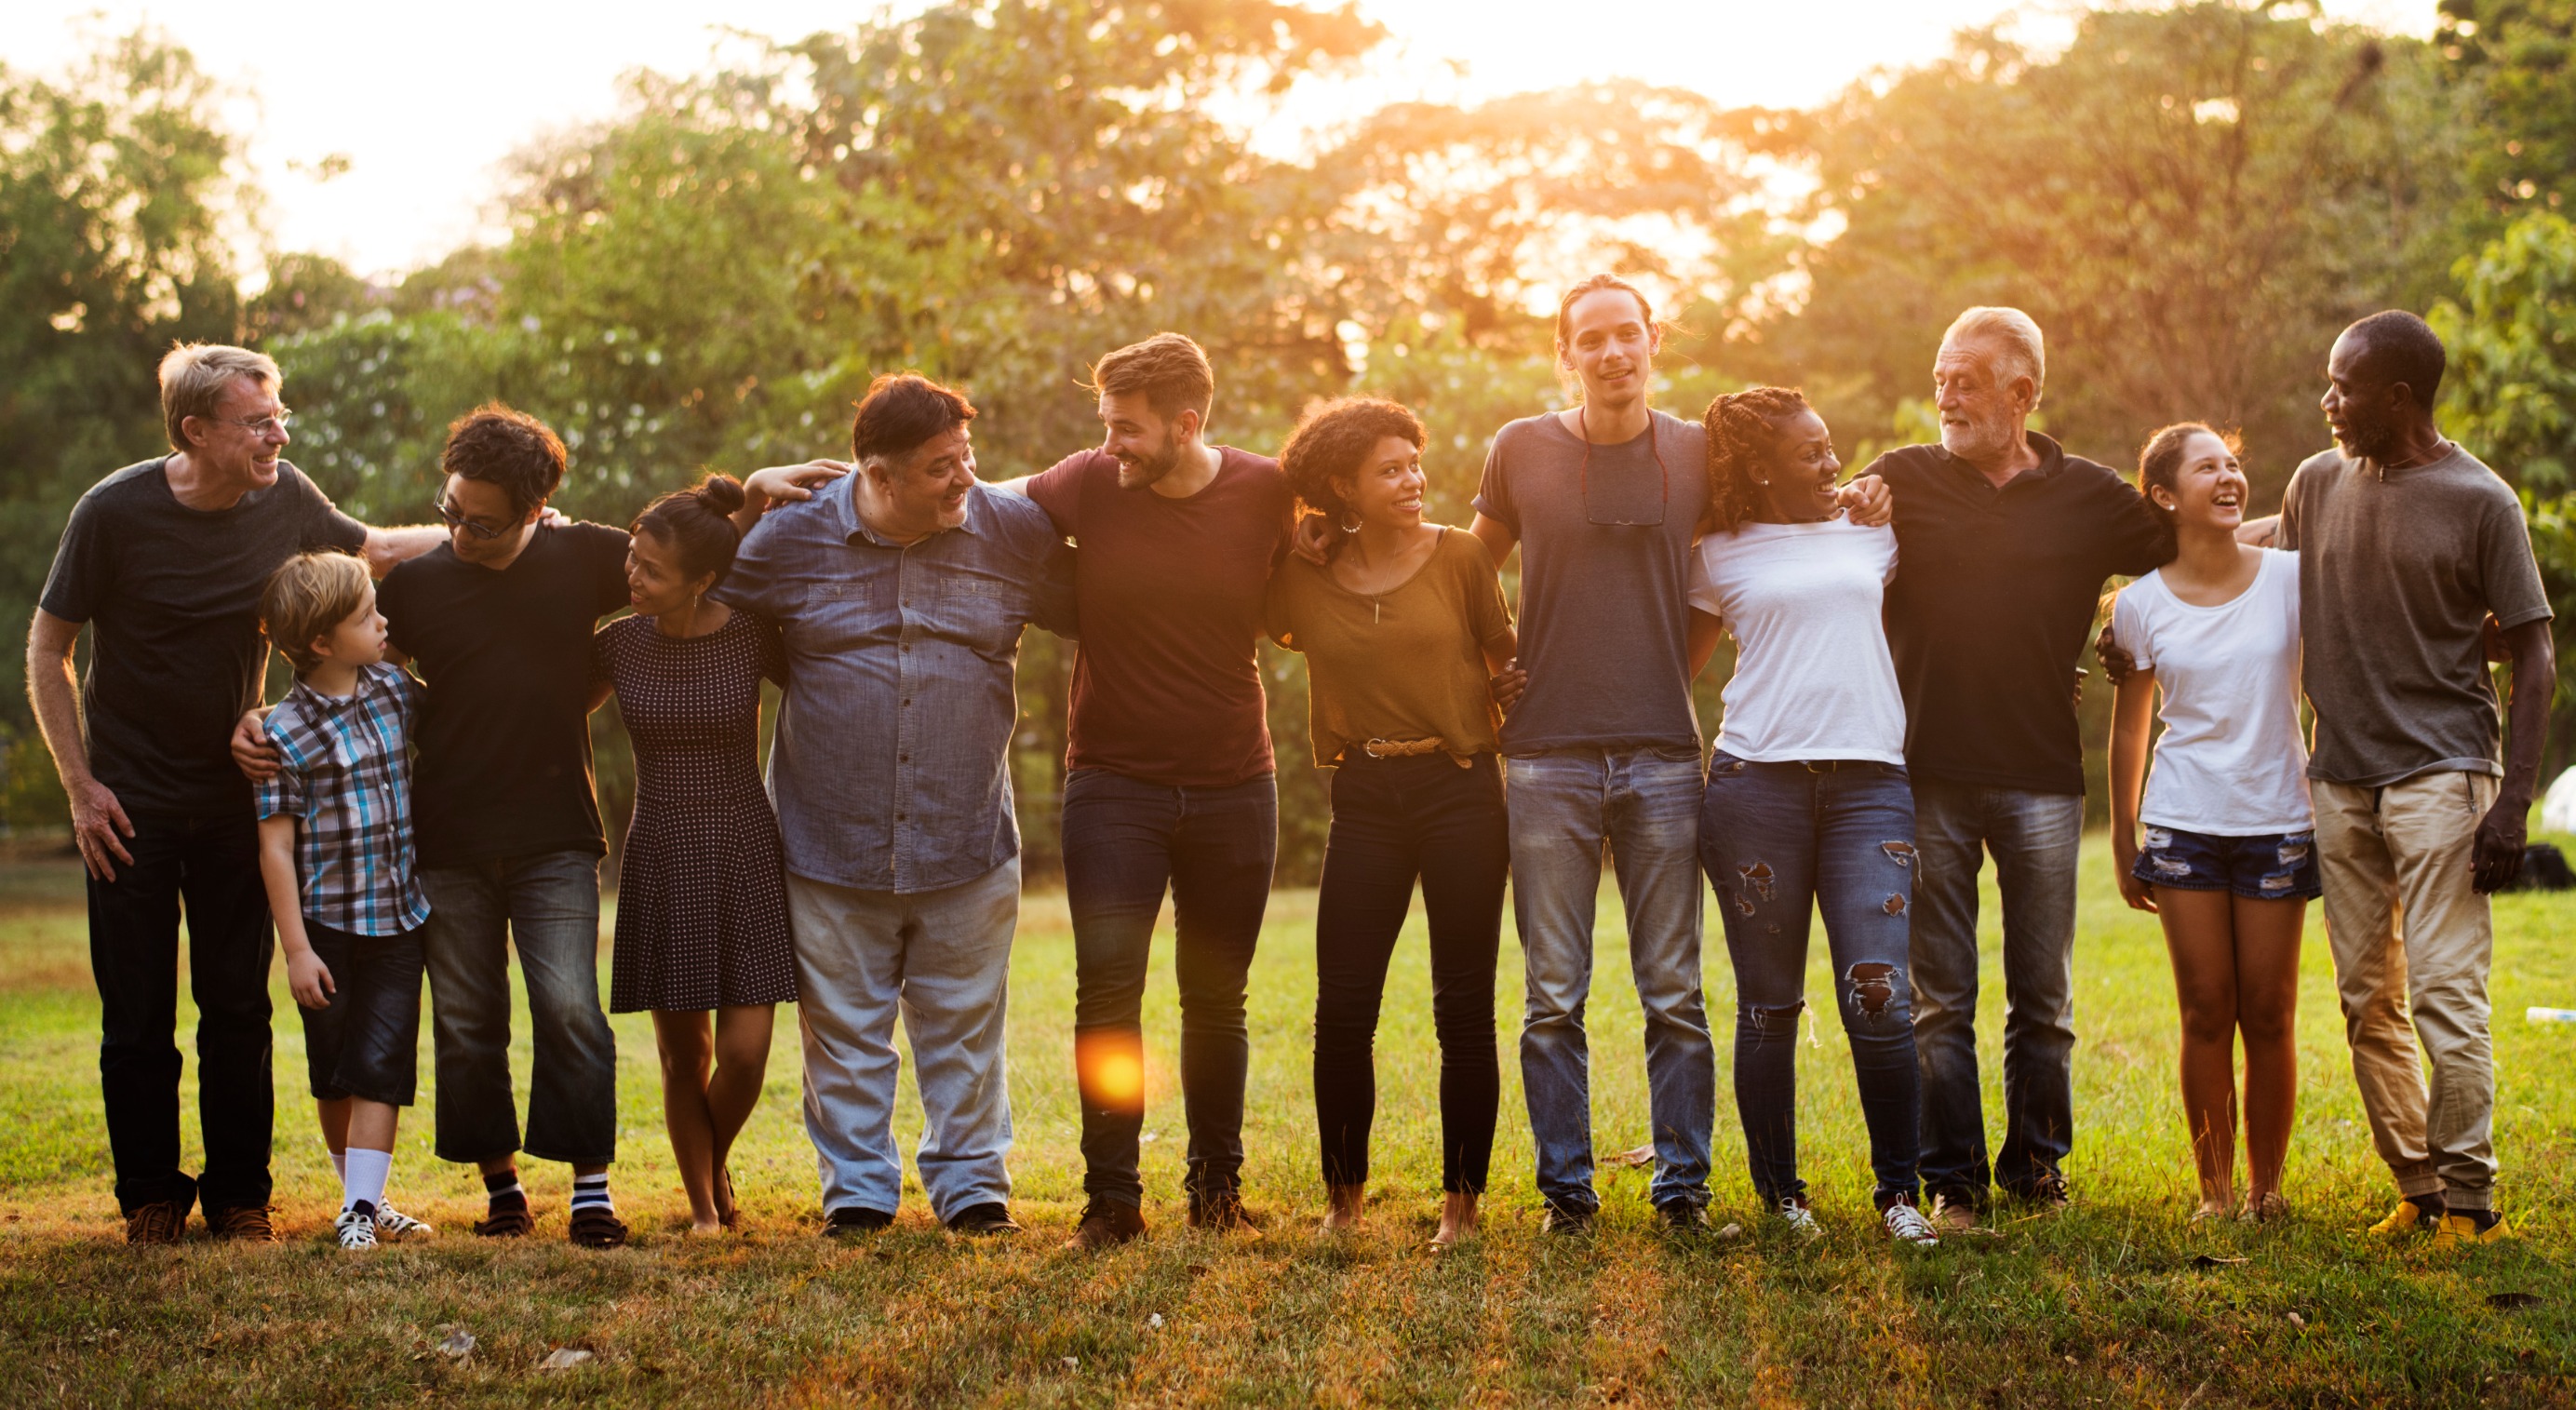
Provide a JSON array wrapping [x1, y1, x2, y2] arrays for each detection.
[[1026, 447, 1293, 786]]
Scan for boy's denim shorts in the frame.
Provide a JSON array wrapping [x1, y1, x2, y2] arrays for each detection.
[[298, 920, 426, 1106], [2132, 826, 2322, 902]]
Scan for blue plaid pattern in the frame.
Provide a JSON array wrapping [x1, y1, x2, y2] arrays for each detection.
[[253, 663, 433, 935]]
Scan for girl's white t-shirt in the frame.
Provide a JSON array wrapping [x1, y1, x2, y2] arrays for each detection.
[[2111, 549, 2312, 835], [1686, 518, 1907, 765]]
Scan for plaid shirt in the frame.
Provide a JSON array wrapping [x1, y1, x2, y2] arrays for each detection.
[[253, 663, 432, 935]]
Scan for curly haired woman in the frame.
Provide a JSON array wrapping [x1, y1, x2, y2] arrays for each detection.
[[1266, 396, 1518, 1249]]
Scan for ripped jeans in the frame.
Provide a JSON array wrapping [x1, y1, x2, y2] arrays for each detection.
[[1699, 752, 1922, 1210]]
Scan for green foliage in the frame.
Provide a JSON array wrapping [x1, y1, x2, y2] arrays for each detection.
[[1757, 1, 2468, 504], [2438, 0, 2576, 224], [2435, 209, 2576, 491], [2433, 209, 2576, 772]]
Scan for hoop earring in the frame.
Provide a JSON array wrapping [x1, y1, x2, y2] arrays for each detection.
[[1340, 510, 1363, 533]]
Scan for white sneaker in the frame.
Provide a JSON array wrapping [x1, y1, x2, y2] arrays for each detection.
[[334, 1208, 378, 1250], [1775, 1197, 1821, 1240], [372, 1203, 436, 1241], [1883, 1201, 1939, 1249]]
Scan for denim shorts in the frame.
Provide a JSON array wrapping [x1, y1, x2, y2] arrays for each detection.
[[2131, 826, 2321, 901], [298, 920, 426, 1105]]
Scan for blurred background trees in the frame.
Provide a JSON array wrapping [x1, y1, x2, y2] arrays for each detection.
[[7, 0, 2575, 870]]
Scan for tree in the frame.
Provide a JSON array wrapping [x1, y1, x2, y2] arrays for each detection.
[[2438, 0, 2576, 228], [1748, 1, 2468, 504], [0, 30, 254, 829]]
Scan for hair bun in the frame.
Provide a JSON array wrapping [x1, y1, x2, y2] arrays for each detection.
[[694, 474, 746, 517]]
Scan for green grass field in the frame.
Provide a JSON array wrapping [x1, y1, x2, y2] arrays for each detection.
[[0, 835, 2570, 1406]]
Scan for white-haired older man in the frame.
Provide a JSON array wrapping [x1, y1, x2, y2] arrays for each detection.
[[1862, 308, 2169, 1230], [26, 344, 449, 1244]]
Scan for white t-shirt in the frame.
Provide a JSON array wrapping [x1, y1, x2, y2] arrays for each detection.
[[2111, 549, 2311, 834], [1687, 518, 1906, 765]]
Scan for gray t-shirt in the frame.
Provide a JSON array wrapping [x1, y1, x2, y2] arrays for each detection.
[[2278, 443, 2551, 786], [1473, 410, 1709, 754]]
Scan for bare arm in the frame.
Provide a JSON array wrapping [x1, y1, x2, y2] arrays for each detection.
[[2109, 667, 2160, 913], [1481, 627, 1519, 677], [985, 474, 1038, 496], [26, 609, 132, 880], [1685, 608, 1726, 678], [1468, 512, 1518, 570], [2236, 515, 2279, 548], [258, 815, 333, 1009], [2475, 617, 2556, 893], [736, 461, 852, 531], [362, 525, 447, 578]]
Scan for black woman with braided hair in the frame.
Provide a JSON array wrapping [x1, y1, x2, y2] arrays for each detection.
[[1685, 387, 1940, 1250]]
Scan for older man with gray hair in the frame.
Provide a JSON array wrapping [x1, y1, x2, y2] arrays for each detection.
[[27, 343, 446, 1244], [1863, 308, 2169, 1230]]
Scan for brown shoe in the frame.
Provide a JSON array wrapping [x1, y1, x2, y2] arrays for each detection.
[[124, 1199, 188, 1246], [1929, 1192, 1981, 1232], [1064, 1199, 1146, 1251], [206, 1204, 279, 1243], [474, 1203, 535, 1239], [1186, 1188, 1265, 1235], [568, 1205, 629, 1249]]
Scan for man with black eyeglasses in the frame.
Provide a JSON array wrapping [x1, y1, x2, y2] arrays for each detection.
[[231, 403, 832, 1248], [28, 343, 448, 1245]]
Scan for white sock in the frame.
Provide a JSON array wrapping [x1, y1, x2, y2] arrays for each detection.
[[331, 1149, 347, 1181], [343, 1148, 393, 1215], [571, 1172, 613, 1213]]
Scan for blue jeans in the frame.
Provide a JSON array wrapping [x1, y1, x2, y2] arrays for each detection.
[[1063, 769, 1277, 1206], [1909, 778, 2084, 1204], [1699, 755, 1921, 1210], [788, 859, 1021, 1222], [1509, 746, 1714, 1213], [420, 852, 618, 1167]]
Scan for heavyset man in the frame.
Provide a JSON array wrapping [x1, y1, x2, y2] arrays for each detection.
[[27, 344, 444, 1244], [719, 374, 1075, 1238], [1867, 308, 2169, 1229]]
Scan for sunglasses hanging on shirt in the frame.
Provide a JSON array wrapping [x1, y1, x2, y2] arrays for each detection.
[[1577, 406, 1669, 527]]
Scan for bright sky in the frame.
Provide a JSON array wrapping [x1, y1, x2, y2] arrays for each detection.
[[7, 0, 2438, 278]]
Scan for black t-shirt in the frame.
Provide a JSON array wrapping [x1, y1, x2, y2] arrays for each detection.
[[1872, 435, 2169, 794], [380, 522, 632, 868], [38, 458, 368, 817]]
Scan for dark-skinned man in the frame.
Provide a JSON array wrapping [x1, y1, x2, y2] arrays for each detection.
[[2118, 310, 2552, 1244]]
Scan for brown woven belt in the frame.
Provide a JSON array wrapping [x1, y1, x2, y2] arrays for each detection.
[[1362, 737, 1446, 759]]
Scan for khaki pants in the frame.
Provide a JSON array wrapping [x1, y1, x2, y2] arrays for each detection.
[[2312, 772, 2498, 1209]]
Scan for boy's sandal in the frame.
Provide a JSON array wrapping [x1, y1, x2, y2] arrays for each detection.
[[569, 1206, 630, 1249], [474, 1205, 535, 1239]]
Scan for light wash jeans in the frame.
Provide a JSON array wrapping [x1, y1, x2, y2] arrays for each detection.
[[788, 858, 1020, 1222], [1908, 779, 2084, 1205], [1509, 746, 1714, 1213]]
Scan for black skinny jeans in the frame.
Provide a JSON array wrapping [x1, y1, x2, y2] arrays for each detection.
[[1065, 768, 1277, 1206], [1313, 752, 1508, 1194], [89, 812, 275, 1215]]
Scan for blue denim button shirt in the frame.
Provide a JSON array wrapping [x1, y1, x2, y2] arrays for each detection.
[[718, 477, 1074, 893]]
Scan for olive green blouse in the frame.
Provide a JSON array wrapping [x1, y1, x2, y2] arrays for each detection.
[[1266, 527, 1515, 764]]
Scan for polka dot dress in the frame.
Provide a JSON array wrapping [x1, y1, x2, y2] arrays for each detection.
[[593, 610, 798, 1013]]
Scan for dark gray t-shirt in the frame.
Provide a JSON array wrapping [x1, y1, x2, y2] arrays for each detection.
[[39, 458, 369, 816], [2278, 444, 2551, 786], [1473, 410, 1709, 754]]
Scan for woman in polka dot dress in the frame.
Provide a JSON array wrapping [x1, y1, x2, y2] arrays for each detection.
[[591, 474, 795, 1234]]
